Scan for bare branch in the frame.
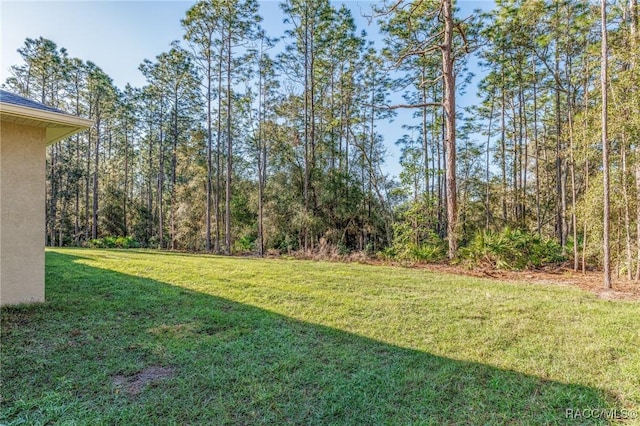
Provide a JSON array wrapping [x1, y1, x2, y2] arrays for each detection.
[[393, 32, 444, 67], [418, 74, 444, 88], [455, 22, 470, 54]]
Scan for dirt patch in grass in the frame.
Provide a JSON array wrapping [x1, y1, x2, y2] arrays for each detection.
[[112, 365, 175, 395], [417, 263, 640, 301]]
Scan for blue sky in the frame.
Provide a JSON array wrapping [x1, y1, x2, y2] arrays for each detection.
[[1, 1, 493, 178], [1, 1, 388, 88]]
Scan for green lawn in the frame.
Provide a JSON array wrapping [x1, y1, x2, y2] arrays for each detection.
[[1, 248, 639, 425]]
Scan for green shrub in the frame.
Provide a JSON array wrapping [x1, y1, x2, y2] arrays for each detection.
[[236, 235, 255, 252], [377, 247, 398, 261], [407, 243, 445, 262], [384, 239, 446, 263], [460, 227, 564, 270]]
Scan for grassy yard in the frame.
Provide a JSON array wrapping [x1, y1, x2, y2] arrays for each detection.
[[1, 248, 639, 425]]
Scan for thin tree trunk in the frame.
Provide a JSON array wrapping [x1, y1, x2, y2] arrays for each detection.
[[567, 94, 578, 271], [581, 55, 590, 273], [92, 115, 100, 240], [486, 92, 495, 230], [206, 58, 213, 252], [225, 32, 232, 255], [171, 105, 178, 250], [629, 0, 640, 280], [521, 82, 528, 227], [75, 134, 81, 245], [622, 137, 633, 279], [147, 118, 154, 242], [554, 14, 565, 250], [85, 132, 91, 242], [533, 57, 541, 235], [635, 162, 640, 280], [583, 156, 589, 273], [157, 99, 165, 249], [257, 90, 266, 256], [303, 5, 310, 252], [422, 68, 430, 204], [601, 0, 611, 288], [511, 99, 520, 223], [215, 46, 223, 254], [124, 126, 129, 236], [500, 80, 507, 224], [442, 0, 457, 259], [309, 16, 317, 250]]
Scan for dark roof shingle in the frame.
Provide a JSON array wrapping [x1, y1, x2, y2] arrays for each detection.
[[0, 89, 67, 115]]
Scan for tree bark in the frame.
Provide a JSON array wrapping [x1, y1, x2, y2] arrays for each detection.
[[225, 30, 232, 255], [485, 92, 495, 230], [442, 0, 457, 259], [533, 56, 541, 235], [601, 0, 611, 288], [622, 137, 632, 279], [92, 114, 100, 240]]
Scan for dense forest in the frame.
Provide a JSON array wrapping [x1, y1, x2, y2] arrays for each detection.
[[3, 0, 638, 280]]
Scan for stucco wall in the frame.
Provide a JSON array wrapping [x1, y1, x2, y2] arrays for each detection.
[[0, 120, 47, 305]]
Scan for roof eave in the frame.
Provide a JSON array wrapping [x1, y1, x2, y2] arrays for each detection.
[[0, 102, 94, 145]]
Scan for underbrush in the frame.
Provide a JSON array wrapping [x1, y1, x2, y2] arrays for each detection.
[[459, 227, 565, 270], [87, 228, 566, 271]]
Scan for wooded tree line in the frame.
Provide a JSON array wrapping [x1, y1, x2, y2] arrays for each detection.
[[3, 0, 638, 276]]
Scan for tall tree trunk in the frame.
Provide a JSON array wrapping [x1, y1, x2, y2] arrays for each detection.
[[309, 16, 317, 250], [422, 69, 430, 204], [635, 161, 640, 280], [622, 137, 632, 279], [553, 1, 566, 251], [147, 120, 154, 242], [533, 57, 541, 235], [257, 93, 266, 257], [568, 100, 578, 271], [442, 0, 457, 259], [629, 0, 640, 281], [583, 156, 589, 273], [74, 134, 81, 245], [485, 92, 495, 230], [511, 99, 519, 223], [171, 107, 178, 250], [157, 99, 165, 249], [601, 0, 611, 288], [225, 32, 232, 255], [581, 55, 590, 273], [629, 0, 640, 280], [92, 116, 100, 240], [206, 61, 213, 252], [123, 127, 129, 236], [215, 47, 224, 254], [500, 81, 507, 224], [520, 80, 528, 227], [555, 55, 565, 251], [256, 53, 266, 257]]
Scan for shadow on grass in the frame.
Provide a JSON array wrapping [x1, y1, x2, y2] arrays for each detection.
[[0, 251, 617, 425]]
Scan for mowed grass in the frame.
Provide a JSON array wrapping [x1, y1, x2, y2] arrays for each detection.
[[1, 249, 639, 425]]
